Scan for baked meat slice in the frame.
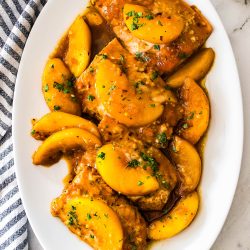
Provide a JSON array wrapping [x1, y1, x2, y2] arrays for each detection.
[[92, 0, 212, 74], [51, 165, 147, 250]]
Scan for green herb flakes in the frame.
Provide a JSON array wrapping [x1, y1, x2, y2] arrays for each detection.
[[151, 71, 159, 81], [178, 52, 188, 59], [87, 95, 95, 101], [182, 123, 189, 129], [145, 14, 154, 20], [44, 84, 49, 92], [137, 180, 144, 186], [87, 213, 92, 220], [128, 159, 140, 168], [53, 105, 61, 111], [153, 44, 160, 50], [156, 132, 168, 144], [89, 66, 95, 73], [157, 20, 163, 26], [100, 54, 108, 59], [140, 152, 159, 173], [98, 152, 106, 160]]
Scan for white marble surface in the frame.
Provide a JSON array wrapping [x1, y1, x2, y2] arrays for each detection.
[[28, 0, 250, 249]]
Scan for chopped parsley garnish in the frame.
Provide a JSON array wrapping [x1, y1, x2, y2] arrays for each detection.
[[140, 152, 159, 173], [97, 152, 105, 160], [66, 80, 74, 88], [63, 89, 70, 94], [150, 104, 156, 107], [53, 80, 74, 94], [110, 85, 116, 91], [151, 71, 159, 81], [119, 54, 125, 64], [157, 20, 163, 26], [153, 44, 160, 50], [128, 159, 140, 168], [182, 123, 189, 129], [137, 180, 144, 186], [53, 105, 61, 111], [100, 54, 108, 59], [87, 95, 95, 101], [31, 130, 36, 135], [164, 85, 172, 90], [131, 22, 144, 31], [178, 52, 189, 59], [135, 51, 149, 62], [53, 82, 64, 92], [51, 64, 54, 69], [156, 132, 168, 144], [44, 84, 49, 92], [134, 81, 145, 88], [135, 51, 142, 59], [145, 14, 154, 20], [89, 66, 95, 73], [126, 10, 145, 31], [171, 144, 178, 153], [67, 209, 77, 226], [187, 112, 195, 120], [126, 10, 136, 17], [162, 180, 170, 189], [86, 213, 92, 220], [90, 234, 95, 239]]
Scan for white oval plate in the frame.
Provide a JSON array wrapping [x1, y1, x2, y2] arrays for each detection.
[[13, 0, 243, 249]]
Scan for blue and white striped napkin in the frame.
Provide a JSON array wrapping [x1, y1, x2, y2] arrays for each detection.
[[0, 1, 47, 249]]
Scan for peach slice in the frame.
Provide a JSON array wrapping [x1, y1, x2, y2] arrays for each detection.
[[64, 197, 123, 250], [42, 58, 81, 115], [96, 144, 159, 196], [123, 4, 184, 44], [167, 48, 215, 88], [32, 111, 100, 140], [95, 59, 164, 127], [178, 78, 210, 144], [170, 136, 201, 194], [32, 128, 101, 165], [64, 16, 91, 77], [148, 191, 199, 240]]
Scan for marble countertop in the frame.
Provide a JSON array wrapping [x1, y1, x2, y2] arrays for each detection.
[[28, 0, 250, 249]]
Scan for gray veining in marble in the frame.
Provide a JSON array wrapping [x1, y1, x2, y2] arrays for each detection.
[[28, 0, 250, 249]]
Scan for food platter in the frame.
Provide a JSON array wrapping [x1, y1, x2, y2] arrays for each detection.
[[13, 0, 243, 249]]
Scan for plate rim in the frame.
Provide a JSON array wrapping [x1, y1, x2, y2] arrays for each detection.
[[12, 0, 244, 249]]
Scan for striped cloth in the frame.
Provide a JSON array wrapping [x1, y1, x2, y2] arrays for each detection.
[[0, 0, 47, 249]]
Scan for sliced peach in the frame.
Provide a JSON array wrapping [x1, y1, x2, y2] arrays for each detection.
[[32, 111, 100, 140], [96, 144, 159, 196], [167, 48, 215, 88], [95, 59, 164, 127], [32, 128, 101, 165], [64, 197, 123, 250], [42, 58, 81, 115], [148, 191, 199, 240], [123, 4, 184, 44], [178, 78, 210, 144], [64, 16, 91, 77], [169, 136, 201, 194]]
